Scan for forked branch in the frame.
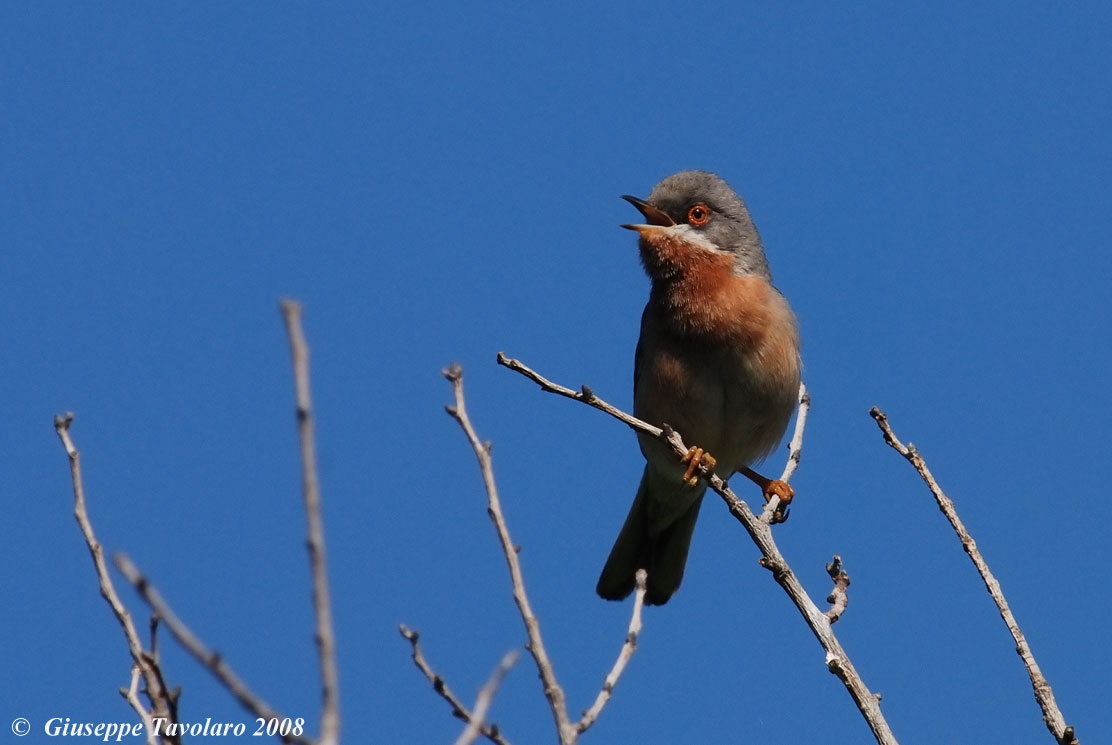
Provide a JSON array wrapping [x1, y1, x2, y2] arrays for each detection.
[[443, 362, 573, 742], [405, 364, 651, 745], [398, 624, 515, 745], [113, 554, 315, 745], [65, 300, 340, 745], [53, 414, 180, 745], [453, 650, 521, 745]]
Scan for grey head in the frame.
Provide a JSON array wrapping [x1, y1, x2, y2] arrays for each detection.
[[622, 170, 770, 279]]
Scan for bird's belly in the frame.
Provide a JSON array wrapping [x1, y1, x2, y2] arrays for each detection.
[[634, 339, 799, 481]]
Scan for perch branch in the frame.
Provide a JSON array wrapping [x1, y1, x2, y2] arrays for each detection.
[[762, 382, 810, 523], [443, 363, 576, 744], [113, 553, 316, 745], [280, 299, 341, 745], [870, 408, 1078, 745], [498, 353, 897, 745], [53, 414, 180, 742], [576, 569, 648, 733], [780, 383, 810, 482], [453, 650, 521, 745]]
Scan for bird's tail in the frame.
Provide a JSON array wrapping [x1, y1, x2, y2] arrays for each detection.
[[596, 467, 705, 605]]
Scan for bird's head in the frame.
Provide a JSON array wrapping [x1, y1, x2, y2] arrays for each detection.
[[622, 170, 770, 281]]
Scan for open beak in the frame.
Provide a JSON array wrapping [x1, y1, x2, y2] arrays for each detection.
[[620, 195, 675, 232]]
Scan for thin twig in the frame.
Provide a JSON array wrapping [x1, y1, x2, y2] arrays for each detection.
[[443, 363, 576, 745], [149, 615, 161, 662], [762, 382, 811, 523], [576, 569, 647, 733], [144, 615, 180, 735], [499, 354, 897, 745], [398, 624, 514, 745], [113, 553, 316, 745], [412, 365, 650, 743], [824, 555, 850, 623], [120, 665, 158, 745], [496, 353, 652, 434], [453, 651, 521, 745], [53, 414, 180, 743], [280, 299, 341, 745], [780, 383, 810, 482], [870, 407, 1079, 745]]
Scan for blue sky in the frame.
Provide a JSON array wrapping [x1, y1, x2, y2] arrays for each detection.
[[4, 3, 1110, 743]]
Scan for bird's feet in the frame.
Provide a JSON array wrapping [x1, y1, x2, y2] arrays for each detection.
[[763, 479, 794, 504], [741, 467, 794, 504], [681, 447, 717, 486]]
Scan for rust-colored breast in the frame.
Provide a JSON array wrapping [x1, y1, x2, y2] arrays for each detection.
[[650, 245, 775, 347], [636, 240, 801, 472]]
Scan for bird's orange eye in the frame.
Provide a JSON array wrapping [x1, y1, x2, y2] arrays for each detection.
[[687, 205, 711, 226]]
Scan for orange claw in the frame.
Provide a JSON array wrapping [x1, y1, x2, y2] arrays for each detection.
[[681, 447, 716, 486], [763, 479, 794, 504], [741, 467, 795, 504]]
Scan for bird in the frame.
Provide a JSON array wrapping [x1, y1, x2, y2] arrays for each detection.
[[596, 170, 801, 606]]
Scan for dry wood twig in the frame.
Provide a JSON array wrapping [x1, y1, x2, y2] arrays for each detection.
[[398, 624, 515, 745], [412, 363, 650, 745], [53, 413, 180, 745], [870, 407, 1079, 745], [824, 555, 850, 623], [280, 299, 341, 745], [453, 650, 521, 745], [121, 665, 159, 745], [443, 362, 574, 742], [576, 569, 647, 733], [498, 353, 897, 745], [100, 302, 340, 745], [762, 383, 810, 524], [780, 383, 810, 482], [113, 553, 316, 745]]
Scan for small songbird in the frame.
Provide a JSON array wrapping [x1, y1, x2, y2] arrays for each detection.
[[597, 170, 802, 605]]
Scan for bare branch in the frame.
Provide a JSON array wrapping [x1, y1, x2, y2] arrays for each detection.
[[453, 650, 521, 745], [443, 363, 576, 744], [496, 352, 655, 435], [414, 365, 651, 742], [824, 555, 850, 623], [120, 665, 158, 745], [113, 553, 316, 745], [280, 299, 341, 745], [780, 383, 810, 482], [576, 569, 647, 733], [762, 382, 811, 523], [500, 355, 898, 745], [149, 615, 162, 662], [398, 624, 514, 745], [870, 407, 1079, 745], [53, 413, 180, 742]]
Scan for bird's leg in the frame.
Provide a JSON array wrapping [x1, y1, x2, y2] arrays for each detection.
[[741, 467, 794, 504], [681, 447, 717, 486]]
